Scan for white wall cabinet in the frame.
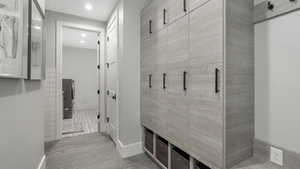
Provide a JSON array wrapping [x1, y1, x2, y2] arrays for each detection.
[[141, 0, 254, 169]]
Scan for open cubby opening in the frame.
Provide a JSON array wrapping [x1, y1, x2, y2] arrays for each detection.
[[144, 128, 154, 154], [194, 160, 211, 169], [171, 146, 190, 169], [156, 135, 169, 168]]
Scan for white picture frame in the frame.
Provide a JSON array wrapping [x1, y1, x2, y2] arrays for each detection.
[[27, 0, 45, 80], [0, 0, 28, 78]]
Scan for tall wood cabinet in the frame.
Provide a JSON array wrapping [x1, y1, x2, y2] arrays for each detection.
[[141, 0, 254, 169]]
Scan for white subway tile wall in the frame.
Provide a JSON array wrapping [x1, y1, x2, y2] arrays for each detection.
[[44, 68, 57, 142]]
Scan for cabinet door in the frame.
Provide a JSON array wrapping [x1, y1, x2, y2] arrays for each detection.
[[166, 16, 190, 152], [141, 5, 152, 40], [188, 0, 224, 168], [152, 0, 168, 34], [141, 36, 156, 70], [189, 0, 210, 11], [141, 68, 158, 131], [148, 29, 168, 136], [167, 0, 188, 24]]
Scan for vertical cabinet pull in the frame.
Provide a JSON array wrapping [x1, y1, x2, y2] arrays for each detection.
[[163, 73, 167, 89], [183, 0, 187, 12], [149, 20, 152, 34], [215, 68, 220, 93], [183, 71, 187, 91], [149, 74, 152, 88], [163, 8, 167, 25]]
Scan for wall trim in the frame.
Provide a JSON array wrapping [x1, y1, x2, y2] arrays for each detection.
[[254, 139, 300, 169], [37, 155, 46, 169], [116, 140, 144, 158]]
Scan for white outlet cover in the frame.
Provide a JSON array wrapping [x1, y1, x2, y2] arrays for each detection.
[[270, 147, 283, 166]]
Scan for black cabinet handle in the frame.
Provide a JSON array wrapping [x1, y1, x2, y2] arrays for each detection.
[[149, 74, 152, 88], [149, 20, 152, 34], [215, 68, 220, 93], [163, 8, 167, 25], [183, 71, 187, 91], [183, 0, 187, 12], [112, 94, 117, 100], [163, 73, 166, 89]]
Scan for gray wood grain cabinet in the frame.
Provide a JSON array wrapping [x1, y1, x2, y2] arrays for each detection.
[[167, 0, 188, 24], [141, 0, 254, 169], [189, 0, 210, 11]]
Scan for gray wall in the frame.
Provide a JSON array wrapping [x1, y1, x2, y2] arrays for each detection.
[[62, 46, 98, 110], [0, 80, 44, 169], [254, 0, 300, 153], [44, 10, 106, 141]]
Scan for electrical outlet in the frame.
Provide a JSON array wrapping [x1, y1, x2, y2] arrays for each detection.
[[270, 147, 283, 166]]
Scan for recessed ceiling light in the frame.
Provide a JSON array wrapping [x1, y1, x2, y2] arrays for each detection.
[[85, 3, 93, 11], [80, 40, 85, 44], [81, 33, 86, 37]]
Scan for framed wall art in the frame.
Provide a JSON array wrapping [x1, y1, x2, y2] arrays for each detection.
[[0, 0, 28, 78]]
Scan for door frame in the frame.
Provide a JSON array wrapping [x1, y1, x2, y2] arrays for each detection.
[[105, 13, 120, 143], [55, 21, 106, 140]]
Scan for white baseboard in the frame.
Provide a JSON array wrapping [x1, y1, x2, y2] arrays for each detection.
[[37, 155, 46, 169], [116, 140, 144, 158]]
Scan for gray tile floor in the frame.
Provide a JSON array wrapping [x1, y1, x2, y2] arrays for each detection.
[[45, 133, 285, 169], [45, 133, 160, 169]]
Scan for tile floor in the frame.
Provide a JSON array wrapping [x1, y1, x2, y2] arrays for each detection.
[[45, 133, 287, 169], [45, 133, 160, 169], [62, 109, 98, 137]]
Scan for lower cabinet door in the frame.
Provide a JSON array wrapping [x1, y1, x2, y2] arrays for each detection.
[[171, 147, 190, 169], [141, 68, 156, 130], [188, 0, 224, 168], [156, 136, 169, 167], [166, 15, 190, 152]]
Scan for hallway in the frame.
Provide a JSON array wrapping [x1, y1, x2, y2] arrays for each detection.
[[45, 133, 160, 169]]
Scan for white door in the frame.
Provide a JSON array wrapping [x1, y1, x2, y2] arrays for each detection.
[[106, 19, 118, 142]]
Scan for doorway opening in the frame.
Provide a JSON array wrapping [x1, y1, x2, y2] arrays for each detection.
[[56, 22, 105, 139], [61, 27, 99, 137]]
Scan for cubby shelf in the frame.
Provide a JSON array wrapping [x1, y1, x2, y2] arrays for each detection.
[[143, 127, 211, 169]]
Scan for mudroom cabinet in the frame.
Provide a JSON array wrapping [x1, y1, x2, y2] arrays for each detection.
[[141, 0, 254, 169]]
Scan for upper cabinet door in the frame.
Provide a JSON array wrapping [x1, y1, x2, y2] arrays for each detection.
[[189, 0, 210, 11], [151, 0, 168, 34], [141, 5, 153, 40], [167, 0, 189, 23]]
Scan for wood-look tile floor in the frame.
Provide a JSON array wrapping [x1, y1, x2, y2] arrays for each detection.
[[45, 133, 285, 169], [62, 109, 98, 137]]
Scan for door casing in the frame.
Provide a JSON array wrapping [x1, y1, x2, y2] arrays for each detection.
[[55, 21, 106, 140]]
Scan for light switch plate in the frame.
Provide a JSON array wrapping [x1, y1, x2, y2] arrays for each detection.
[[270, 147, 283, 166]]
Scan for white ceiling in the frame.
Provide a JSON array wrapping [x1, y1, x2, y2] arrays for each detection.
[[46, 0, 119, 21], [63, 27, 98, 49]]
